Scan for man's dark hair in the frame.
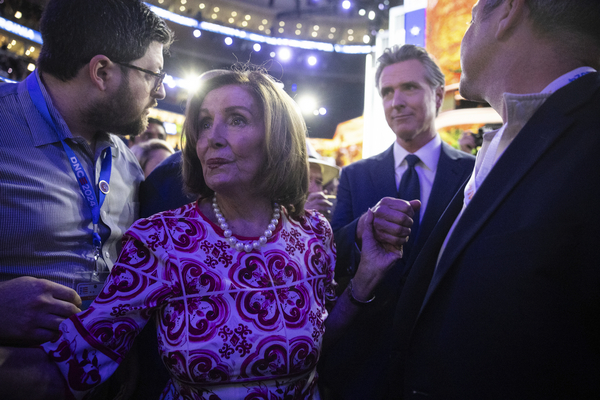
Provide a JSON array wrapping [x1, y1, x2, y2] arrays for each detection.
[[375, 44, 445, 92], [37, 0, 174, 81], [148, 117, 165, 129], [483, 0, 600, 50]]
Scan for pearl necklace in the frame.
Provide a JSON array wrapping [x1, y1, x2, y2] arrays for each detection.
[[212, 195, 281, 253]]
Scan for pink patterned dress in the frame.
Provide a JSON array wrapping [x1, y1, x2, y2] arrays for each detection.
[[41, 202, 337, 400]]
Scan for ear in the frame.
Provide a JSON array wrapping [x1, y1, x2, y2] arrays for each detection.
[[435, 85, 444, 111], [87, 55, 115, 92], [495, 0, 527, 40]]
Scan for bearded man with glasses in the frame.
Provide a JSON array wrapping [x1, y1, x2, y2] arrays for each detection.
[[0, 0, 173, 398]]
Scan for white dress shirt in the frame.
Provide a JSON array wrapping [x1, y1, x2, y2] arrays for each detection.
[[393, 134, 442, 221]]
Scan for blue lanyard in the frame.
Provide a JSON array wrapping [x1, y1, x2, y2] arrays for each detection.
[[26, 73, 112, 269]]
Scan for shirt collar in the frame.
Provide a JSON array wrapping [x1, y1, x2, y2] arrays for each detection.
[[498, 67, 597, 145], [393, 134, 442, 172]]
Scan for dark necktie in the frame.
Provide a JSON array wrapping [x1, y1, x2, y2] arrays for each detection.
[[398, 154, 421, 253]]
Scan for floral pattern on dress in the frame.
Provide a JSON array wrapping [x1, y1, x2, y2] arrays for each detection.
[[42, 203, 336, 400]]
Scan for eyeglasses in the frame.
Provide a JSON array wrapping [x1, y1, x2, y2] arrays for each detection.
[[115, 61, 166, 93]]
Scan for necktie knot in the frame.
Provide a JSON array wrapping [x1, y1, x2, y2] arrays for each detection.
[[405, 154, 420, 168]]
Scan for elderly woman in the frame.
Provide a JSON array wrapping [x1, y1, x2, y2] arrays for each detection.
[[31, 69, 407, 399]]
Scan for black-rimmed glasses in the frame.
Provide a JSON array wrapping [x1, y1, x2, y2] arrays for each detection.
[[115, 61, 166, 93]]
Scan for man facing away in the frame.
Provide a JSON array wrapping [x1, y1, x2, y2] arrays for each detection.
[[0, 0, 173, 395], [389, 0, 600, 398], [319, 44, 474, 400]]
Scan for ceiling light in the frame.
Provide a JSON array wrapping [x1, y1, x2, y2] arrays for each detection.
[[295, 30, 301, 35], [193, 29, 202, 37], [363, 35, 370, 43], [348, 35, 354, 41], [279, 21, 285, 26], [368, 10, 376, 20], [348, 29, 353, 34], [319, 107, 327, 115], [262, 19, 268, 24], [179, 6, 185, 11], [199, 3, 205, 9], [231, 11, 237, 16], [258, 25, 265, 31], [307, 56, 317, 66], [313, 25, 319, 31], [359, 9, 366, 16], [311, 32, 318, 37], [297, 23, 302, 28], [278, 47, 292, 61], [253, 43, 261, 52], [27, 63, 36, 71], [15, 11, 22, 19], [245, 15, 251, 20], [279, 28, 284, 33], [228, 17, 234, 23], [342, 1, 351, 10], [213, 7, 220, 12], [224, 37, 233, 45], [242, 21, 248, 27], [330, 27, 336, 32]]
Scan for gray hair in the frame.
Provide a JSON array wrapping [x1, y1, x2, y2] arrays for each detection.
[[375, 44, 445, 92], [483, 0, 600, 52]]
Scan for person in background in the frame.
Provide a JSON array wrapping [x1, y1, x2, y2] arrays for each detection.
[[1, 68, 404, 399], [129, 117, 167, 145], [389, 0, 600, 398], [0, 0, 173, 397], [319, 44, 475, 400], [305, 141, 341, 220], [131, 137, 175, 177]]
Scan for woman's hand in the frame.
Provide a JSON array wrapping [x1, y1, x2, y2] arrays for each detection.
[[351, 202, 418, 301]]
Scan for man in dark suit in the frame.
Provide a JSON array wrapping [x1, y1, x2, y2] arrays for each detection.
[[389, 0, 600, 398], [319, 45, 475, 400]]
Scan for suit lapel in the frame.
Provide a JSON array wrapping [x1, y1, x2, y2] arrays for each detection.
[[421, 73, 600, 307], [369, 144, 398, 201], [405, 143, 473, 265]]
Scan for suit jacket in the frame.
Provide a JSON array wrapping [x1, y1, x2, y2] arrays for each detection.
[[390, 72, 600, 399], [139, 151, 196, 218], [320, 141, 474, 400]]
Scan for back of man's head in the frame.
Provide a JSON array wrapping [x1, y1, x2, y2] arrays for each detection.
[[483, 0, 600, 64], [37, 0, 174, 81], [375, 44, 445, 93]]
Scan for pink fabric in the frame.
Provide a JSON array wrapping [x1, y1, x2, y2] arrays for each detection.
[[42, 202, 336, 399]]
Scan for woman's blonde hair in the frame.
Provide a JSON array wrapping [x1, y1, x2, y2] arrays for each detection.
[[182, 67, 309, 217]]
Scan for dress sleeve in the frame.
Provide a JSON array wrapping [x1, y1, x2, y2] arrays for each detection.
[[306, 209, 338, 305], [40, 216, 178, 400]]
